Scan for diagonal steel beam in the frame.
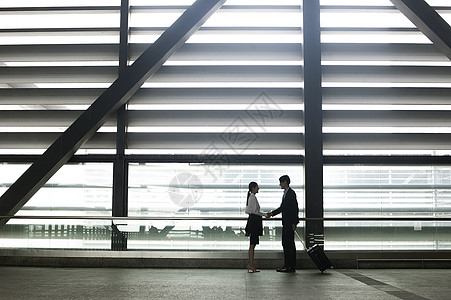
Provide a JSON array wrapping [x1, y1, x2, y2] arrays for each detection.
[[0, 0, 226, 226], [390, 0, 451, 60]]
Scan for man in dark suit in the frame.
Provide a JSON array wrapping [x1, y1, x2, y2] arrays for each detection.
[[266, 175, 299, 273]]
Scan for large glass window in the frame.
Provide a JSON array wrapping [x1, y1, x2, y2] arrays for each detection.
[[324, 165, 451, 250], [0, 163, 113, 249], [127, 163, 303, 250]]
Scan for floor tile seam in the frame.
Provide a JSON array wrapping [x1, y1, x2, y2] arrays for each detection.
[[337, 270, 431, 300], [355, 272, 437, 298]]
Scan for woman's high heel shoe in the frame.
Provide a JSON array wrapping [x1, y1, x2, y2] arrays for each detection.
[[247, 265, 260, 273]]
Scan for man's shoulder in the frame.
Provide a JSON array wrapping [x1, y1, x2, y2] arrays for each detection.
[[285, 188, 296, 200]]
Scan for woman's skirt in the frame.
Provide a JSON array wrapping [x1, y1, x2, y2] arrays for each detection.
[[245, 214, 263, 237]]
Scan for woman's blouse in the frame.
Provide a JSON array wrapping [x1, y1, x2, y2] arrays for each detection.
[[245, 193, 265, 216]]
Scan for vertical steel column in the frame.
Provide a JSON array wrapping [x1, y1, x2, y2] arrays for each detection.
[[111, 0, 130, 250], [303, 0, 324, 248]]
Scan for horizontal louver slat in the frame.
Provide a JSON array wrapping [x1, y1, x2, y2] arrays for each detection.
[[127, 110, 302, 127], [324, 134, 451, 150], [144, 66, 303, 83], [323, 87, 451, 105], [0, 44, 119, 62], [129, 88, 303, 106], [0, 111, 116, 127], [0, 89, 104, 106], [0, 133, 115, 149], [324, 111, 451, 127], [0, 10, 120, 30], [132, 43, 302, 62], [323, 66, 451, 83], [0, 66, 118, 83], [0, 43, 302, 63], [322, 43, 448, 62], [127, 133, 303, 150], [0, 88, 303, 107]]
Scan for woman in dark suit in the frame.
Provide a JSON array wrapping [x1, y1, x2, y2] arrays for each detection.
[[245, 181, 265, 273]]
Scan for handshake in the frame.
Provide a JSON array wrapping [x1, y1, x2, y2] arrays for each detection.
[[265, 212, 272, 219]]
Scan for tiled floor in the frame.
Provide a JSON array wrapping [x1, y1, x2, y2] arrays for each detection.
[[0, 267, 448, 299]]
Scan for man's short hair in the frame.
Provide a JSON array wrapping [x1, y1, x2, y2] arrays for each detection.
[[279, 175, 290, 185]]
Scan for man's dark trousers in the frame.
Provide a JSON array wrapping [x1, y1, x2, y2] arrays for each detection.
[[282, 224, 296, 268]]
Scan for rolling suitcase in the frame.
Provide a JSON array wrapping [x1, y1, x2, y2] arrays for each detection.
[[295, 231, 332, 273]]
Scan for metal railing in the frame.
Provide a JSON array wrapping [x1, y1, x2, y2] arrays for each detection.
[[1, 216, 451, 221]]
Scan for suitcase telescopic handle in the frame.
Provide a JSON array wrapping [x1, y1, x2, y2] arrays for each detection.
[[294, 230, 307, 250]]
